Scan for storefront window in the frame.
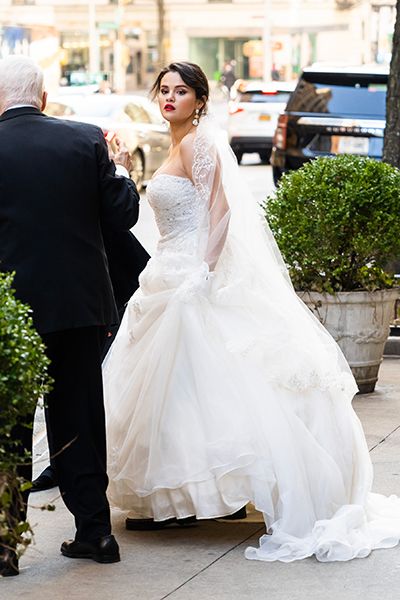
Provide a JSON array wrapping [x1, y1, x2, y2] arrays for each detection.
[[0, 26, 31, 56], [189, 37, 261, 80]]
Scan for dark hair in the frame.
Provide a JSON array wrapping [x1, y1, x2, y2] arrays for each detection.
[[151, 61, 209, 110]]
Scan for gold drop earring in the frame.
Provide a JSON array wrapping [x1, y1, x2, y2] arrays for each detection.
[[192, 108, 200, 126]]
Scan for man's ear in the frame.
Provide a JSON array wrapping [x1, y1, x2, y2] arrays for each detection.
[[41, 91, 48, 111]]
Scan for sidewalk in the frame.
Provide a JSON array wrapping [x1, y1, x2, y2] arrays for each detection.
[[2, 357, 400, 600]]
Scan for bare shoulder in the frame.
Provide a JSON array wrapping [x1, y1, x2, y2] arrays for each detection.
[[179, 131, 196, 155], [179, 131, 196, 179]]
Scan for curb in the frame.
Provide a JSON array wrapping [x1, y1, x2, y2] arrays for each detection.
[[384, 336, 400, 356]]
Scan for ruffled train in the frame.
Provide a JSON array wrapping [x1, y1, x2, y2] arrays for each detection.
[[103, 260, 400, 562]]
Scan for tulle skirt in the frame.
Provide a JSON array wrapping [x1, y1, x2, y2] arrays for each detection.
[[103, 259, 400, 562]]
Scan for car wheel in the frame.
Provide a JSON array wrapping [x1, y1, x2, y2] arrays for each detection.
[[259, 150, 271, 164], [130, 150, 144, 192], [234, 150, 243, 164]]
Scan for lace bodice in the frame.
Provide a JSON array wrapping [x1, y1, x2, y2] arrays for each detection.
[[146, 174, 206, 258], [138, 174, 209, 296]]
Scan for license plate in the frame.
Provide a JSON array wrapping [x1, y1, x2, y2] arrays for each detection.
[[332, 136, 369, 155], [259, 114, 271, 121]]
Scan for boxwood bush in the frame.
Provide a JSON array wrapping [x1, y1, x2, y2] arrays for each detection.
[[265, 155, 400, 293], [0, 271, 52, 555]]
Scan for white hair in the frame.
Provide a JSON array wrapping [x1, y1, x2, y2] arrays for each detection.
[[0, 55, 44, 113]]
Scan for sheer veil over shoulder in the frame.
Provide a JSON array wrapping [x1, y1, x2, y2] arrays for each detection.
[[103, 113, 400, 563]]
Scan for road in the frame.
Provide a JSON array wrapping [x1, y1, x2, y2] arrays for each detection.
[[133, 157, 275, 256]]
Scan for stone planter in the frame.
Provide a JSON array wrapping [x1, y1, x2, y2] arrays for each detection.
[[297, 288, 400, 394]]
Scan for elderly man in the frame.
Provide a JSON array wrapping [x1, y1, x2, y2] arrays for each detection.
[[0, 55, 140, 575]]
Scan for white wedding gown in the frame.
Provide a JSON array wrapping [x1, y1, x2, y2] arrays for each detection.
[[103, 121, 400, 563]]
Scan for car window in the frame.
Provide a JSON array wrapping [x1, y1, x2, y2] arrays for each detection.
[[45, 102, 75, 117], [238, 91, 292, 104], [287, 76, 387, 117], [124, 103, 151, 124]]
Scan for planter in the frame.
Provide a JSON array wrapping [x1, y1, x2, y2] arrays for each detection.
[[297, 288, 400, 394]]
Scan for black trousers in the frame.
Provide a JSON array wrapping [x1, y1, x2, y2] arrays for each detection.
[[44, 305, 125, 471], [41, 326, 111, 542], [2, 326, 111, 550]]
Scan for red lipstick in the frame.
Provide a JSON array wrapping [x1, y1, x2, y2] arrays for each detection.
[[164, 104, 175, 111]]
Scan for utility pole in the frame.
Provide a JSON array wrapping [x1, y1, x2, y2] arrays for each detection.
[[156, 0, 166, 70], [88, 0, 100, 77], [263, 0, 273, 81], [290, 0, 301, 76], [113, 0, 126, 92]]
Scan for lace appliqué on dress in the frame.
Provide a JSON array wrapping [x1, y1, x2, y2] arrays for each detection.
[[192, 130, 215, 208]]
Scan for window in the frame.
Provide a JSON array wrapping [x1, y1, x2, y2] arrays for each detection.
[[238, 91, 292, 104], [287, 74, 387, 117]]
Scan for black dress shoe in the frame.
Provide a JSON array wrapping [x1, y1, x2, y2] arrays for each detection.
[[31, 466, 58, 492], [218, 506, 247, 520], [0, 549, 19, 577], [125, 516, 197, 531], [61, 534, 120, 564]]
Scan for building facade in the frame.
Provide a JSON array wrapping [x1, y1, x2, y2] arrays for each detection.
[[0, 0, 396, 91]]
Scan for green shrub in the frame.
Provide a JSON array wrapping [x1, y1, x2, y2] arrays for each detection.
[[0, 271, 52, 554], [265, 155, 400, 293]]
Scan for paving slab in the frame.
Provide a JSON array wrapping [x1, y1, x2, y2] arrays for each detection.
[[4, 505, 263, 600], [353, 358, 400, 451], [1, 357, 400, 600], [165, 534, 400, 600]]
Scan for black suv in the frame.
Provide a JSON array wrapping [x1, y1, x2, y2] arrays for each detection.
[[270, 66, 388, 185]]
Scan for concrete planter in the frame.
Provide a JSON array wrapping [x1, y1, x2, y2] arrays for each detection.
[[297, 288, 400, 394]]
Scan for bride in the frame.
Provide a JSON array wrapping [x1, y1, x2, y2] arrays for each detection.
[[103, 61, 400, 562]]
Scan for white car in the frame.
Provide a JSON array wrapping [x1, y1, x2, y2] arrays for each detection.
[[228, 80, 295, 164], [45, 93, 170, 191]]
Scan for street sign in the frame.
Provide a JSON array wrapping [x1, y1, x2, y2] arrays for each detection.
[[97, 22, 118, 30]]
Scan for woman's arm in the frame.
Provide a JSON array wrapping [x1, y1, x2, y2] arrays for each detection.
[[180, 135, 230, 271]]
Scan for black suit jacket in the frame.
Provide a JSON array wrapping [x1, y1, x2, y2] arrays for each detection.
[[0, 106, 140, 334], [102, 229, 150, 312]]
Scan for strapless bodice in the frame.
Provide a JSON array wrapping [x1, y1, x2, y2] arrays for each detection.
[[146, 174, 205, 252], [139, 174, 209, 295]]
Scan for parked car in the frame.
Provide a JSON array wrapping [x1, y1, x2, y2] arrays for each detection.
[[228, 80, 295, 164], [45, 94, 170, 191], [270, 65, 388, 185]]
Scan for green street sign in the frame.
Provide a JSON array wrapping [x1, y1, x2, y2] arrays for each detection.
[[97, 22, 118, 31]]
